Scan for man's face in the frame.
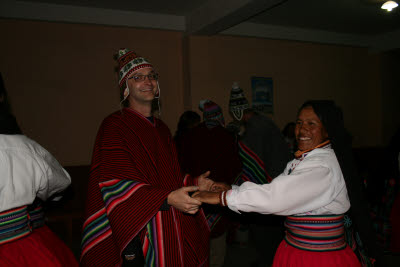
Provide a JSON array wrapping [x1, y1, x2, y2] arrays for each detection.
[[126, 67, 158, 107], [295, 106, 328, 151]]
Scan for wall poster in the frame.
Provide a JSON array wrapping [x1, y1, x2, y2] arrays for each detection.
[[251, 76, 273, 114]]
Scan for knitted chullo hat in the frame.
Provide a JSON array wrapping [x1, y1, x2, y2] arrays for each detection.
[[229, 82, 249, 121], [199, 99, 225, 128], [117, 48, 153, 90]]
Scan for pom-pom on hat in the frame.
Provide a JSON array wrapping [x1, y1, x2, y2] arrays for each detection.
[[117, 48, 153, 90], [199, 99, 225, 128], [229, 82, 249, 120]]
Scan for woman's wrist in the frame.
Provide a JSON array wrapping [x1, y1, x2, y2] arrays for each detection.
[[219, 191, 227, 206]]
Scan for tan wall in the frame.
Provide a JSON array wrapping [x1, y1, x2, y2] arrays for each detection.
[[0, 19, 385, 166], [0, 19, 185, 165], [188, 35, 382, 147]]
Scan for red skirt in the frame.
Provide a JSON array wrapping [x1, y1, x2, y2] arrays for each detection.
[[0, 225, 78, 267], [272, 240, 361, 267]]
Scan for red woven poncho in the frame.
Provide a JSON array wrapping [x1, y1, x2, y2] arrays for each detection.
[[81, 108, 209, 266]]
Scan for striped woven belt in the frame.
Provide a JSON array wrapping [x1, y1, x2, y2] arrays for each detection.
[[28, 204, 45, 230], [0, 206, 32, 245], [284, 214, 346, 252]]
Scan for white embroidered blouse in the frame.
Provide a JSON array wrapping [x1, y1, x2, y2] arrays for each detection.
[[0, 134, 71, 212], [227, 145, 350, 216]]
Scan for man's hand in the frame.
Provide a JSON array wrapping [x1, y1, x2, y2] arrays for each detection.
[[197, 171, 214, 191], [167, 186, 201, 214], [192, 191, 220, 205]]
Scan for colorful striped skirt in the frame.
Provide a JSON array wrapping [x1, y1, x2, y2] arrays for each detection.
[[272, 214, 361, 267]]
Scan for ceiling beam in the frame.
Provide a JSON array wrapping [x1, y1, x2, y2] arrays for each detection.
[[186, 0, 285, 35]]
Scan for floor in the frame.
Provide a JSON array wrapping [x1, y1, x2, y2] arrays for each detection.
[[222, 215, 285, 267]]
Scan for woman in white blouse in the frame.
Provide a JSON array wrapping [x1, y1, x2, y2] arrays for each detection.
[[194, 100, 364, 267], [0, 85, 78, 266]]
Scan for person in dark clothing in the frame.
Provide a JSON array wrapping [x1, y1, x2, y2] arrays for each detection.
[[174, 110, 201, 165], [174, 110, 201, 142], [229, 82, 290, 179], [228, 82, 290, 266], [177, 99, 242, 267]]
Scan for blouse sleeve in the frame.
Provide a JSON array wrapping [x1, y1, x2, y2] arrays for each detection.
[[0, 137, 71, 211], [36, 146, 71, 201], [226, 154, 346, 215]]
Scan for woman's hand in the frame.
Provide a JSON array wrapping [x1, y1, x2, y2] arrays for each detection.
[[197, 171, 214, 191], [197, 171, 232, 192], [211, 182, 231, 192], [192, 191, 221, 205]]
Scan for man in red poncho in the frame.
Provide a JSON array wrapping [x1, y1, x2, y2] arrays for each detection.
[[80, 49, 213, 266]]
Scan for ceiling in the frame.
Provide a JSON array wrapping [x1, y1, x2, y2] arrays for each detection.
[[250, 0, 400, 35], [1, 0, 400, 49]]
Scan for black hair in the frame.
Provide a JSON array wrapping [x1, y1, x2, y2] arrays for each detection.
[[299, 100, 350, 145], [0, 73, 22, 134]]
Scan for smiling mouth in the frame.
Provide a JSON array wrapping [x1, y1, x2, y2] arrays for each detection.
[[140, 88, 153, 92], [298, 137, 311, 141]]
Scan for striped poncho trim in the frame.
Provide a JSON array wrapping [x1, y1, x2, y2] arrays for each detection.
[[81, 208, 111, 257], [142, 212, 166, 267], [235, 141, 272, 185], [81, 179, 145, 258], [206, 141, 273, 231], [284, 214, 347, 252], [206, 213, 223, 230]]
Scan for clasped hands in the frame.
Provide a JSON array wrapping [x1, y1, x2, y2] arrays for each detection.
[[167, 171, 231, 214]]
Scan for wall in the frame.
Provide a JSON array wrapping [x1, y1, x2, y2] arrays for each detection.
[[381, 49, 400, 145], [0, 19, 185, 165], [0, 19, 386, 165], [188, 35, 382, 147]]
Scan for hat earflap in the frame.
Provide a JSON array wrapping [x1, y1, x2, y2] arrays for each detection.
[[232, 109, 243, 121], [123, 81, 130, 101]]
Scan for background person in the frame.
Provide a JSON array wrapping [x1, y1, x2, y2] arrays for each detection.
[[176, 99, 242, 267], [228, 82, 290, 266], [174, 110, 201, 165]]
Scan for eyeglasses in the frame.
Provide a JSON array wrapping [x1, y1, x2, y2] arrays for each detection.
[[128, 73, 159, 82]]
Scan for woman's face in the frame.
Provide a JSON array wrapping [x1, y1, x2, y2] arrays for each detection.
[[295, 106, 328, 151]]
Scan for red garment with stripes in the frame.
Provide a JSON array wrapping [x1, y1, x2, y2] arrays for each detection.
[[80, 108, 210, 266]]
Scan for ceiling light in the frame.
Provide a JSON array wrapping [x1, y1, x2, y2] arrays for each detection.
[[381, 1, 398, 11]]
